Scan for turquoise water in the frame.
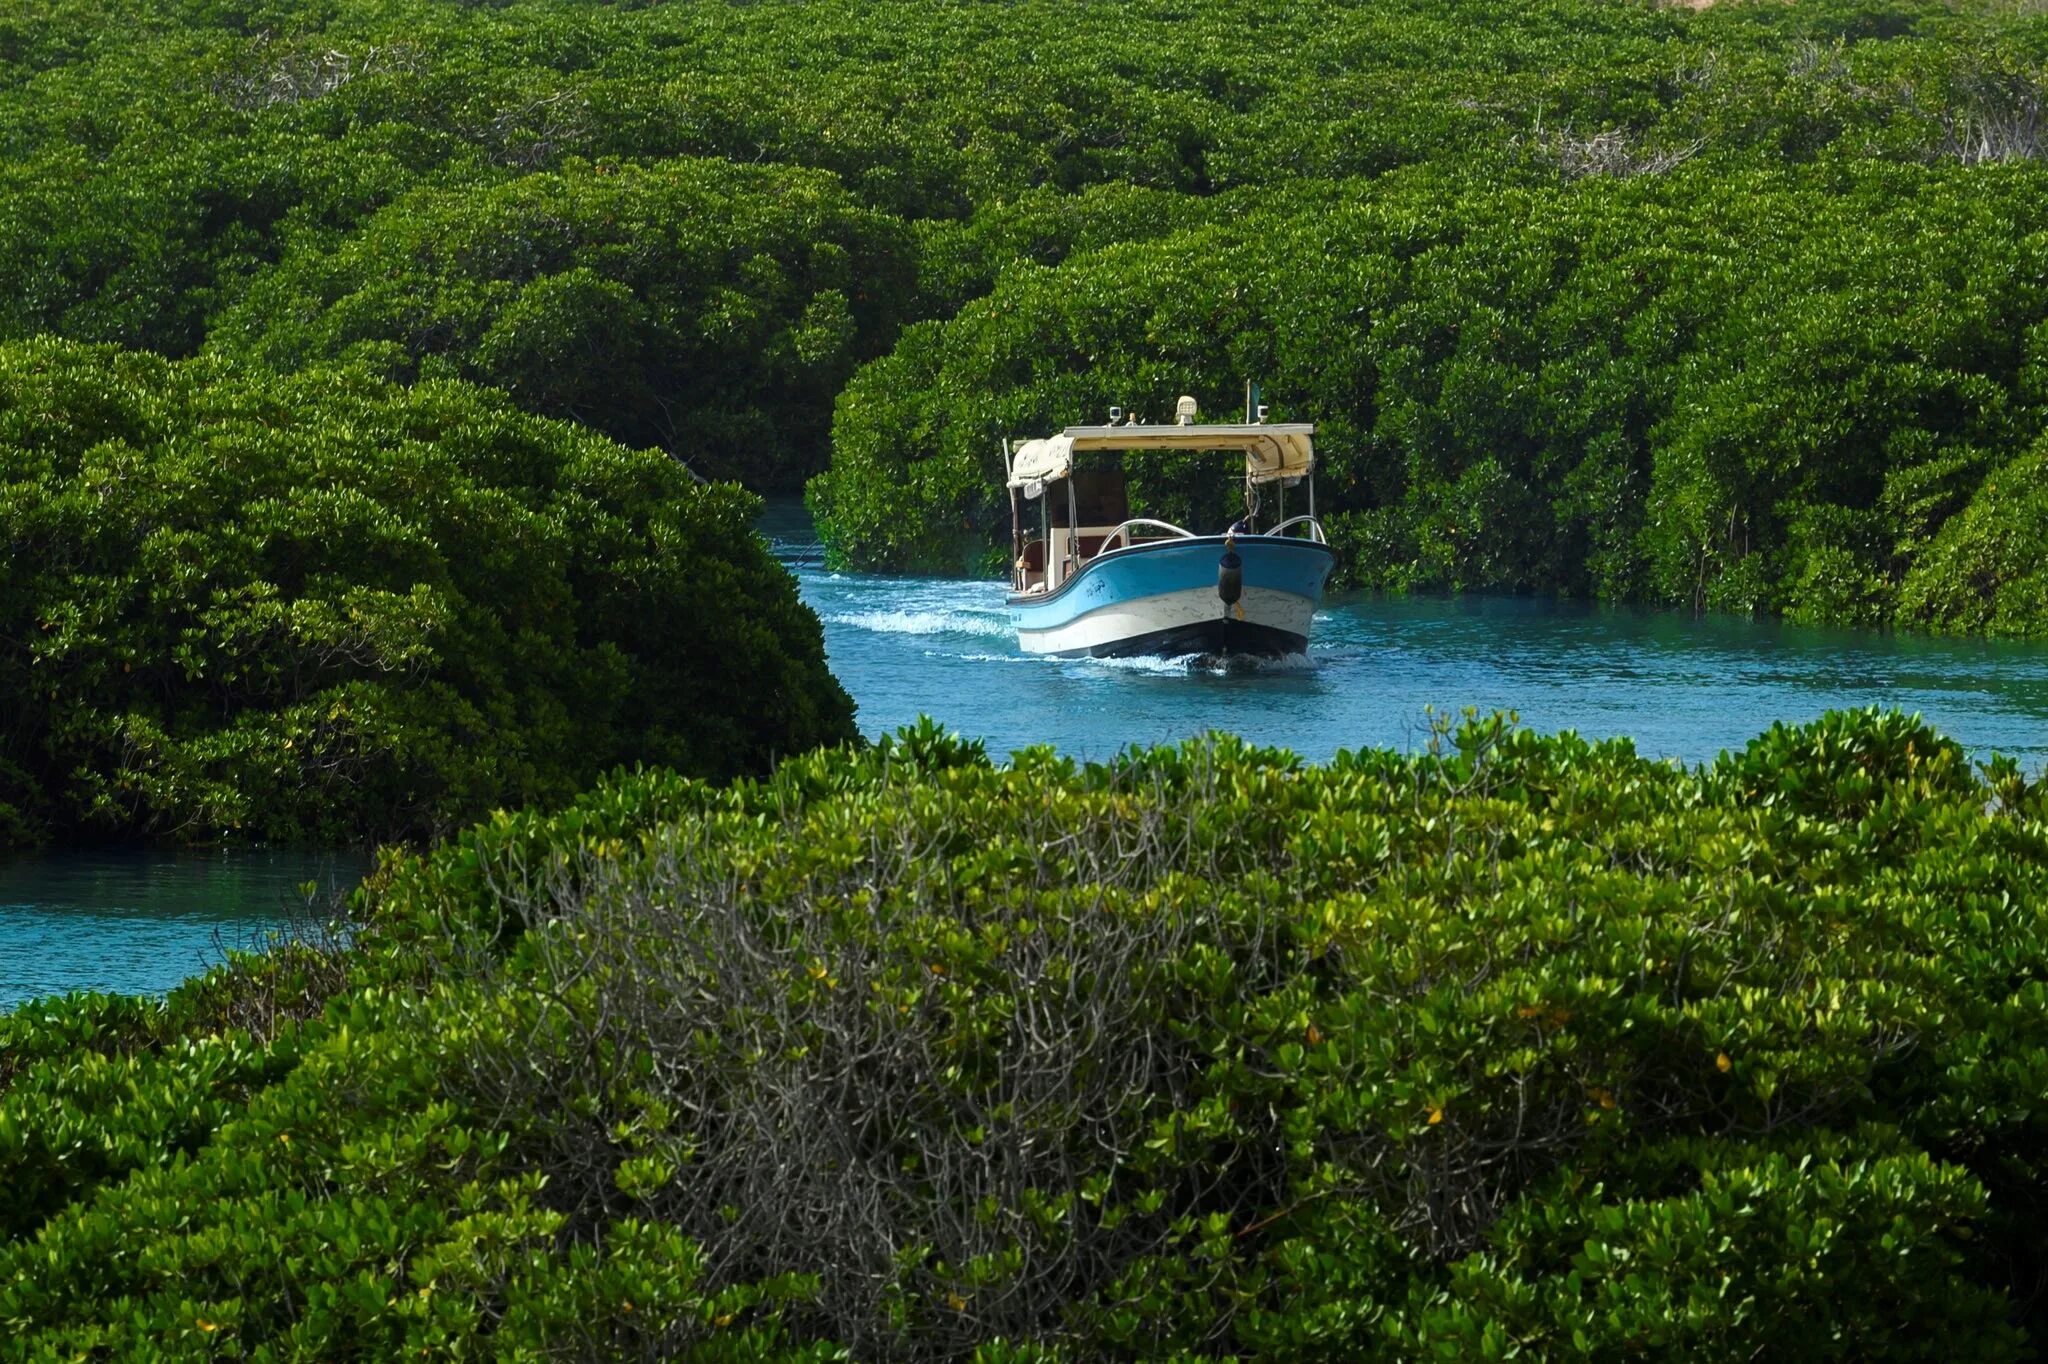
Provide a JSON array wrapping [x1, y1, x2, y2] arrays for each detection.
[[763, 503, 2048, 770], [0, 850, 366, 1011], [8, 508, 2047, 1012]]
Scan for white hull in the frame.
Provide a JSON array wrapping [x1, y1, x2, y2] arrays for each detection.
[[1016, 585, 1315, 656]]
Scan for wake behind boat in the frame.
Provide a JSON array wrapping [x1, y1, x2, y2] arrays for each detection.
[[1004, 398, 1334, 659]]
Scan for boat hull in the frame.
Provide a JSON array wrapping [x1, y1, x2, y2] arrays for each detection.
[[1008, 537, 1332, 659]]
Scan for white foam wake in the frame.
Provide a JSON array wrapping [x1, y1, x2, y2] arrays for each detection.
[[826, 609, 1011, 640], [1074, 651, 1317, 676]]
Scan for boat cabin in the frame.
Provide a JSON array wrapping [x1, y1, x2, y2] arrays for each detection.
[[1006, 418, 1320, 596], [1011, 469, 1131, 595]]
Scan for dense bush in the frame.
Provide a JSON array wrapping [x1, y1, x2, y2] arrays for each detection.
[[1895, 436, 2048, 635], [7, 0, 2048, 518], [208, 158, 916, 489], [7, 710, 2048, 1357], [0, 337, 855, 847], [812, 161, 2048, 637]]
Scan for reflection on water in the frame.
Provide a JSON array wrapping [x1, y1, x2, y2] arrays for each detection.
[[0, 849, 367, 1010], [764, 501, 2048, 769]]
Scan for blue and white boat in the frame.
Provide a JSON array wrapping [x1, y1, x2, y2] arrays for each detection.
[[1004, 401, 1333, 658]]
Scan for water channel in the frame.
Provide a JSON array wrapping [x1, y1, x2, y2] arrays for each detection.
[[0, 849, 367, 1011], [5, 501, 2047, 1008], [765, 502, 2048, 770]]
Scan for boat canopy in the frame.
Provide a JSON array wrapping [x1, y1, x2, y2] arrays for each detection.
[[1006, 423, 1314, 489]]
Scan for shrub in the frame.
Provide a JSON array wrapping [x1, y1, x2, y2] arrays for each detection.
[[1896, 440, 2048, 637], [206, 158, 917, 489], [0, 337, 855, 847], [7, 712, 2048, 1358]]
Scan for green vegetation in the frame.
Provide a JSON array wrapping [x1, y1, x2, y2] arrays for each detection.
[[0, 337, 854, 848], [12, 3, 2048, 1352], [6, 711, 2048, 1357], [6, 0, 2048, 631], [208, 159, 915, 488], [814, 163, 2048, 636]]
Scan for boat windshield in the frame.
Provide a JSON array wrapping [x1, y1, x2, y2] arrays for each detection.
[[1051, 470, 1128, 527]]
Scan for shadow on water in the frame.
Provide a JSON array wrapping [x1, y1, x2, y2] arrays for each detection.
[[763, 499, 2048, 769]]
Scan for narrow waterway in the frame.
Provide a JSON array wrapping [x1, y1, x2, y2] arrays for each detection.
[[8, 507, 2047, 1011], [763, 501, 2048, 770], [0, 850, 365, 1011]]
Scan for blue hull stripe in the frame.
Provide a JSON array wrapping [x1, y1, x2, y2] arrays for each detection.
[[1007, 537, 1333, 633]]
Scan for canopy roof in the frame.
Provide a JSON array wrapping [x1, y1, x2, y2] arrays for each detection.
[[1006, 423, 1314, 489]]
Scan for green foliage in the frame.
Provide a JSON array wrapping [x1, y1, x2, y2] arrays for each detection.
[[6, 0, 2048, 523], [1405, 1149, 2015, 1358], [208, 158, 917, 489], [0, 336, 855, 846], [9, 712, 2048, 1357], [0, 975, 830, 1360], [1896, 436, 2048, 635], [814, 162, 2048, 637]]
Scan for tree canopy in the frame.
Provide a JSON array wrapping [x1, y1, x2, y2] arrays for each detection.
[[207, 158, 916, 488], [812, 161, 2048, 633], [0, 337, 855, 847], [7, 0, 2048, 571]]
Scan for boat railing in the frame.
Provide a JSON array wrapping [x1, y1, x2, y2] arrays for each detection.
[[1096, 518, 1197, 556], [1263, 515, 1327, 544]]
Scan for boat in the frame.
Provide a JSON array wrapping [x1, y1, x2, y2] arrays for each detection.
[[1004, 398, 1333, 658]]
